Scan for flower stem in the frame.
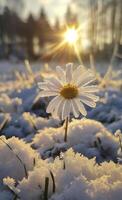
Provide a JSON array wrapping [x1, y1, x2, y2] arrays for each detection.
[[64, 117, 69, 142]]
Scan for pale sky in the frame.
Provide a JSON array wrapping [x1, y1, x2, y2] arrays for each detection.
[[0, 0, 94, 27], [0, 0, 75, 25]]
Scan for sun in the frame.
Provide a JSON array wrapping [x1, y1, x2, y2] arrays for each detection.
[[64, 28, 78, 44]]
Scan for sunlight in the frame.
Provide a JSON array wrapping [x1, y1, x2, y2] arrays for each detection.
[[64, 28, 78, 45]]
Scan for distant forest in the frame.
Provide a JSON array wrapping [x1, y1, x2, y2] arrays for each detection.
[[0, 0, 122, 60]]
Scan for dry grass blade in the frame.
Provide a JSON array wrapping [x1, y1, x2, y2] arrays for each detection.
[[43, 177, 49, 200], [28, 115, 38, 131], [0, 137, 28, 178], [90, 54, 101, 82], [0, 117, 9, 134], [49, 170, 56, 193]]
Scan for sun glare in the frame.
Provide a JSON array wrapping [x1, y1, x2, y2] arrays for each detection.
[[64, 28, 78, 44], [46, 25, 83, 63]]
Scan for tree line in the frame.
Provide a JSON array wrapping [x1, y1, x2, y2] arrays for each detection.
[[0, 0, 122, 60], [0, 7, 55, 59]]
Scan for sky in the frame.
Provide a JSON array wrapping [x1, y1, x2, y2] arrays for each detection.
[[0, 0, 74, 25], [0, 0, 92, 28], [30, 0, 72, 24]]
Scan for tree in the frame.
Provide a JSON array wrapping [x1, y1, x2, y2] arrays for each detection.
[[65, 5, 78, 27], [25, 14, 36, 58], [37, 7, 52, 47], [6, 0, 24, 17]]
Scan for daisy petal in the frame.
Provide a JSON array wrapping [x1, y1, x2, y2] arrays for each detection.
[[77, 70, 95, 87], [80, 85, 99, 93], [79, 90, 99, 102], [40, 91, 58, 98], [56, 66, 66, 83], [38, 82, 48, 90], [62, 100, 71, 120], [82, 77, 96, 87], [47, 77, 63, 89], [57, 99, 65, 119], [53, 97, 64, 118], [66, 63, 73, 83], [80, 95, 96, 108], [82, 93, 99, 102], [74, 98, 87, 116], [46, 82, 60, 92], [71, 99, 79, 118], [72, 65, 85, 83], [46, 96, 60, 113]]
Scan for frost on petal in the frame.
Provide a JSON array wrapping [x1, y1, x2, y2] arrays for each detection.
[[37, 82, 49, 90], [46, 77, 63, 89], [74, 98, 87, 116], [77, 70, 95, 87], [46, 96, 60, 113], [56, 66, 66, 83], [71, 99, 80, 118], [80, 85, 99, 93], [39, 91, 58, 97], [61, 100, 71, 120], [66, 63, 73, 83], [56, 98, 65, 120], [79, 92, 99, 102], [72, 65, 85, 83], [80, 95, 96, 108], [53, 97, 64, 118]]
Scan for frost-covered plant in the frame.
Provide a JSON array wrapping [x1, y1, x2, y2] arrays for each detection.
[[38, 63, 99, 142], [3, 177, 20, 198], [90, 54, 122, 89]]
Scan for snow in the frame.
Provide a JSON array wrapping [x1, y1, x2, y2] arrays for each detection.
[[2, 149, 122, 200], [0, 136, 39, 180], [32, 119, 119, 162], [0, 60, 121, 199]]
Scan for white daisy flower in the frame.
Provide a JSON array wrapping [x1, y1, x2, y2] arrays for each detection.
[[38, 63, 99, 120]]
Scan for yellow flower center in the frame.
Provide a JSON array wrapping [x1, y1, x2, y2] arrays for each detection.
[[60, 84, 78, 99]]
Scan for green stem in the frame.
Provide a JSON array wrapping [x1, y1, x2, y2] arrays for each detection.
[[64, 117, 69, 142]]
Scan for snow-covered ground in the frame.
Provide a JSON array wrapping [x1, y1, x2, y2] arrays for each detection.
[[0, 60, 122, 200]]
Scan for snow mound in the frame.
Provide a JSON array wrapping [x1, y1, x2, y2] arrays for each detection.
[[32, 119, 119, 162], [3, 149, 122, 200], [0, 136, 39, 180], [3, 112, 59, 138], [50, 149, 122, 200], [88, 89, 122, 132], [0, 94, 22, 114]]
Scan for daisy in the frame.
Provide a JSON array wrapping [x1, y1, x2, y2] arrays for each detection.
[[38, 63, 99, 142], [38, 63, 99, 120]]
